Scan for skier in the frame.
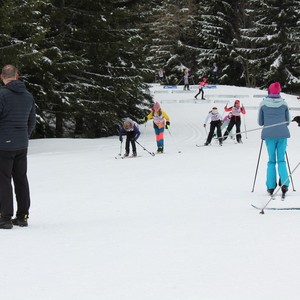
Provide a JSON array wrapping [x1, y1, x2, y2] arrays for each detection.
[[258, 82, 290, 197], [194, 77, 208, 100], [222, 100, 246, 143], [119, 118, 140, 157], [203, 107, 223, 146], [221, 112, 233, 138], [183, 68, 190, 91], [145, 102, 170, 153]]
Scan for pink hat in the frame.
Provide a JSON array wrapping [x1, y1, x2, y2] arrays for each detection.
[[153, 102, 161, 111], [268, 82, 281, 95]]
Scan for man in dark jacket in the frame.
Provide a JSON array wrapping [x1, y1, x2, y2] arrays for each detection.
[[0, 65, 36, 229]]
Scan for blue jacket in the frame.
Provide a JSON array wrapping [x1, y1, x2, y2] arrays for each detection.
[[258, 95, 290, 140], [0, 80, 36, 151]]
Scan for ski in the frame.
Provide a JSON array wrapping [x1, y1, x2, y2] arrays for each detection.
[[251, 204, 300, 211], [121, 155, 140, 159], [115, 155, 139, 159], [196, 144, 222, 147]]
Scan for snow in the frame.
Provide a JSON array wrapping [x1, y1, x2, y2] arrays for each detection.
[[4, 84, 300, 300]]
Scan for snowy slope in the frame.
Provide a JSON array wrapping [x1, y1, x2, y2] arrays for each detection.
[[3, 84, 300, 300]]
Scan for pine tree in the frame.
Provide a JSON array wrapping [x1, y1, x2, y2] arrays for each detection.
[[147, 0, 198, 84], [191, 0, 240, 84], [235, 0, 300, 90]]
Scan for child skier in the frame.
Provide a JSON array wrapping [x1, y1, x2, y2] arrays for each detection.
[[145, 102, 170, 153], [222, 100, 246, 143], [119, 118, 140, 157], [221, 112, 233, 138], [194, 77, 208, 100], [203, 107, 223, 146]]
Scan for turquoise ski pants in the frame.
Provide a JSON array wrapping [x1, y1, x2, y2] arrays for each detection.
[[265, 138, 290, 189]]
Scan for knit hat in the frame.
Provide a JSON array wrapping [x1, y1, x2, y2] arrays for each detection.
[[211, 107, 218, 114], [153, 102, 161, 111], [123, 119, 132, 130], [268, 82, 281, 95]]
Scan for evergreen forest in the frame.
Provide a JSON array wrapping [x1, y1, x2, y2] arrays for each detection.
[[0, 0, 299, 138]]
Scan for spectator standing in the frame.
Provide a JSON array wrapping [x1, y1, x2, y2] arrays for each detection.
[[211, 63, 218, 84], [183, 69, 190, 91], [0, 65, 36, 229]]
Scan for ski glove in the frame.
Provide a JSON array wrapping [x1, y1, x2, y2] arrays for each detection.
[[292, 116, 300, 126], [119, 136, 123, 142], [165, 121, 170, 129]]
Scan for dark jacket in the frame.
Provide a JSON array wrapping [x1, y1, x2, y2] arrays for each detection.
[[0, 80, 36, 151]]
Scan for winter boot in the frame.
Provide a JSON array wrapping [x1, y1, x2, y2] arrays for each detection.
[[0, 217, 13, 229], [12, 215, 28, 227], [267, 188, 274, 196], [124, 151, 129, 157], [132, 151, 137, 157]]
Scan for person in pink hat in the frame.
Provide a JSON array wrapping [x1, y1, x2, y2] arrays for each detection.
[[194, 77, 208, 100], [145, 102, 170, 153], [258, 81, 290, 198], [222, 99, 246, 143]]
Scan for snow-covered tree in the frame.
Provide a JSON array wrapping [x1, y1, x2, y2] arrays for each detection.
[[192, 0, 239, 84], [235, 0, 300, 90], [147, 0, 198, 84]]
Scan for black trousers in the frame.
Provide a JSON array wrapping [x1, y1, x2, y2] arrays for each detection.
[[206, 121, 222, 144], [0, 149, 30, 219], [223, 116, 241, 141], [125, 131, 137, 153], [195, 88, 204, 99]]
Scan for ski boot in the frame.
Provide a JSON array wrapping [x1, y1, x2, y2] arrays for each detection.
[[281, 185, 288, 200]]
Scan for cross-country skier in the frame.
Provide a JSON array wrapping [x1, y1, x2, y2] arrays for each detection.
[[203, 107, 223, 146], [222, 100, 246, 143], [145, 102, 170, 153], [119, 118, 140, 157], [221, 112, 233, 138], [258, 82, 290, 197], [194, 77, 208, 100]]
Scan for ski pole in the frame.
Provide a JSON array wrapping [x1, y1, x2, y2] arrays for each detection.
[[220, 120, 290, 141], [260, 161, 300, 214], [118, 141, 123, 156], [243, 109, 248, 139], [251, 140, 263, 192], [135, 140, 155, 156], [285, 152, 296, 191]]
